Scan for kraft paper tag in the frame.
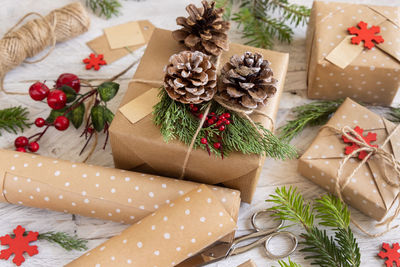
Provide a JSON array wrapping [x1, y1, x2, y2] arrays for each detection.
[[105, 21, 146, 49], [325, 36, 364, 69], [119, 87, 159, 124]]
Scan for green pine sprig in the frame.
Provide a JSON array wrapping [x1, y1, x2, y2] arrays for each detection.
[[38, 232, 88, 251], [276, 257, 302, 267], [387, 107, 400, 122], [85, 0, 121, 19], [153, 89, 297, 160], [267, 186, 361, 267], [278, 99, 345, 142], [0, 106, 30, 136]]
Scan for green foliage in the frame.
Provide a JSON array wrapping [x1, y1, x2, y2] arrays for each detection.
[[278, 99, 345, 142], [37, 232, 87, 251], [86, 0, 121, 19], [97, 82, 119, 102], [218, 0, 310, 48], [267, 186, 361, 267], [59, 86, 77, 103], [67, 103, 85, 129], [387, 107, 400, 122], [276, 257, 302, 267], [153, 89, 297, 159], [0, 106, 30, 135], [91, 105, 106, 132]]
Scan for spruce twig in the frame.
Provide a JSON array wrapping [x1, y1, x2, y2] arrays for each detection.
[[276, 257, 302, 267], [0, 106, 30, 136], [85, 0, 121, 19], [37, 232, 88, 251]]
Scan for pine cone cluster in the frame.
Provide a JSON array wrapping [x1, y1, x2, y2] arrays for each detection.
[[218, 52, 277, 110], [172, 1, 230, 56], [164, 51, 217, 104]]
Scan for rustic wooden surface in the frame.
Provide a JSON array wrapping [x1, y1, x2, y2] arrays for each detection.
[[1, 0, 400, 266]]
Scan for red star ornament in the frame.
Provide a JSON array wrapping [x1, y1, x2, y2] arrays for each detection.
[[0, 225, 39, 266], [378, 243, 400, 267], [342, 126, 377, 160], [83, 53, 107, 70], [348, 21, 384, 49]]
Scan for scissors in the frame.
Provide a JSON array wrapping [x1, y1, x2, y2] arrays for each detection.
[[183, 210, 298, 266]]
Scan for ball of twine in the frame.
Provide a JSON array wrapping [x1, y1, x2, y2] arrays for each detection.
[[0, 2, 90, 94]]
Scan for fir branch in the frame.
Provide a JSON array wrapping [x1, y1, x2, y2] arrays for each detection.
[[38, 232, 88, 251], [86, 0, 121, 19], [387, 107, 400, 122], [153, 89, 296, 159], [276, 257, 302, 267], [0, 106, 30, 136], [278, 99, 344, 142]]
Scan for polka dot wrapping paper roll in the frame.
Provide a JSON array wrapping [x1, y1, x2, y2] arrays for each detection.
[[306, 1, 400, 106], [0, 149, 240, 243], [66, 185, 236, 267], [298, 98, 400, 221]]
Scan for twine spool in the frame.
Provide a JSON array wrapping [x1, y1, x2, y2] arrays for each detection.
[[0, 2, 90, 93]]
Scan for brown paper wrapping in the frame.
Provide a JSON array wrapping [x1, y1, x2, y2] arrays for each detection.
[[87, 20, 155, 63], [306, 1, 400, 106], [299, 98, 400, 221], [66, 185, 236, 267], [237, 260, 258, 267], [0, 149, 240, 242], [109, 28, 289, 203]]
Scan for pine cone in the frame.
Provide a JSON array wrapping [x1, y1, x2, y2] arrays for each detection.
[[172, 1, 230, 56], [164, 51, 217, 104], [218, 52, 278, 110]]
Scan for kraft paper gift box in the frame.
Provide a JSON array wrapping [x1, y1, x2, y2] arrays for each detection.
[[67, 185, 236, 267], [0, 149, 240, 242], [306, 1, 400, 105], [109, 28, 289, 203], [298, 98, 400, 221]]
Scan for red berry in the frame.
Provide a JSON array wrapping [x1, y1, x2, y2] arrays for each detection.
[[34, 118, 45, 127], [210, 112, 215, 116], [54, 116, 70, 131], [198, 114, 204, 119], [216, 121, 222, 127], [213, 142, 221, 149], [14, 136, 29, 148], [207, 119, 214, 125], [56, 73, 80, 93], [225, 120, 231, 125], [28, 142, 39, 152], [201, 138, 208, 144], [192, 106, 198, 112], [16, 147, 26, 153], [47, 89, 67, 110], [224, 113, 231, 118], [219, 126, 225, 131], [189, 104, 194, 109], [29, 82, 49, 101], [87, 127, 94, 134], [219, 115, 225, 120]]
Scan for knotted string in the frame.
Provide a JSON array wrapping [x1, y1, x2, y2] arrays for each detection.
[[321, 123, 400, 237]]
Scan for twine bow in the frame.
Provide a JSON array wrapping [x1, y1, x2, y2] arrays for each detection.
[[322, 123, 400, 237]]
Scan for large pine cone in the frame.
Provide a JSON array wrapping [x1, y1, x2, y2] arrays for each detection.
[[172, 1, 230, 56], [218, 52, 278, 110], [164, 51, 217, 104]]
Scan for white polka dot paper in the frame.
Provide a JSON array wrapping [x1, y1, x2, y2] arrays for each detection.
[[299, 98, 400, 221], [66, 185, 236, 267], [306, 2, 400, 106], [0, 149, 240, 242]]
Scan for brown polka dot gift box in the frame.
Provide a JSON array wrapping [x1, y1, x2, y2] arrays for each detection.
[[0, 149, 240, 242], [298, 98, 400, 222], [66, 185, 236, 267], [306, 1, 400, 106]]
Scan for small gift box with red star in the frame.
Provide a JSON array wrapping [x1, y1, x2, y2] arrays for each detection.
[[299, 98, 400, 221], [306, 1, 400, 106]]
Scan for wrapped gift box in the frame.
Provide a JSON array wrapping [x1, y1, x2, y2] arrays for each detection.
[[306, 1, 400, 105], [299, 98, 400, 221], [109, 28, 289, 203]]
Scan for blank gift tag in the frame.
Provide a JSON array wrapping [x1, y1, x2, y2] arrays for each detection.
[[66, 185, 237, 267], [105, 21, 146, 49]]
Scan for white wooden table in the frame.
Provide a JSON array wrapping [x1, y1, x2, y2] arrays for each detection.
[[1, 0, 400, 266]]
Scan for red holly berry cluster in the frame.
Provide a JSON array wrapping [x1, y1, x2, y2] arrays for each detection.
[[189, 104, 231, 157], [15, 74, 80, 153]]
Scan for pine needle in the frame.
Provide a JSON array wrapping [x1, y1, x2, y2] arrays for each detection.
[[387, 107, 400, 122], [86, 0, 121, 19], [38, 232, 88, 251], [276, 257, 302, 267], [278, 99, 345, 142], [0, 106, 30, 136]]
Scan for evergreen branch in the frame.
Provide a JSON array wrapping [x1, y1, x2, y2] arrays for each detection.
[[38, 232, 88, 251], [278, 99, 344, 142], [85, 0, 121, 19], [0, 106, 30, 136], [276, 257, 302, 267], [267, 0, 310, 26], [387, 107, 400, 122], [215, 0, 234, 20]]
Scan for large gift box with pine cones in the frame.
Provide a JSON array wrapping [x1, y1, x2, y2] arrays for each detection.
[[306, 1, 400, 106], [298, 98, 400, 221], [109, 28, 289, 203]]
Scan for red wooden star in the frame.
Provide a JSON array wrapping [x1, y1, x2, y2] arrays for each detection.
[[0, 225, 38, 266], [378, 243, 400, 267], [342, 126, 377, 160], [83, 53, 107, 71], [348, 21, 384, 49]]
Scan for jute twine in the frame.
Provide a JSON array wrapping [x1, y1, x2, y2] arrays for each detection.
[[0, 2, 90, 94], [321, 123, 400, 237]]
